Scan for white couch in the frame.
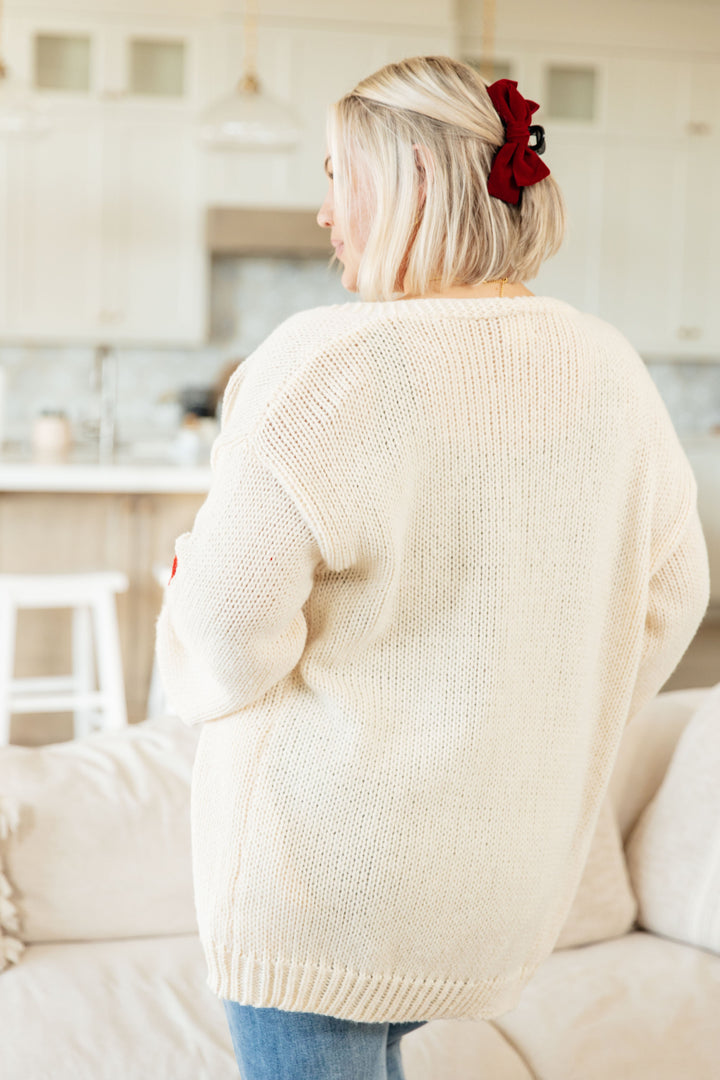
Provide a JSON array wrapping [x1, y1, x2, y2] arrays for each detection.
[[1, 684, 719, 1080]]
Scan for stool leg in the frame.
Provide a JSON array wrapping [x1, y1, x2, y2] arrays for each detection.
[[0, 595, 17, 745], [72, 605, 95, 740], [146, 654, 169, 720], [92, 592, 127, 730]]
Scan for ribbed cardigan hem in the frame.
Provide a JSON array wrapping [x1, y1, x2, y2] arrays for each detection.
[[204, 939, 539, 1022]]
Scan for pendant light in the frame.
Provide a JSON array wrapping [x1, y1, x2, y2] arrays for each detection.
[[197, 0, 301, 151], [0, 0, 51, 138]]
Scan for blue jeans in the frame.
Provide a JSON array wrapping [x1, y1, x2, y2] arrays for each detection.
[[222, 1000, 429, 1079]]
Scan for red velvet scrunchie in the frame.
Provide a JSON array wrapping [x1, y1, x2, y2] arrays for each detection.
[[486, 79, 550, 205]]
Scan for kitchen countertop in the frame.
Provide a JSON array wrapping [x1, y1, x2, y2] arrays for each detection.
[[0, 441, 212, 493], [0, 434, 717, 495]]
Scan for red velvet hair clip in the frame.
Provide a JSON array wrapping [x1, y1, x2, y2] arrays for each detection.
[[486, 79, 550, 205]]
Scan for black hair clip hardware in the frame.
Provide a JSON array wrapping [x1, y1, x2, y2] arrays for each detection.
[[528, 125, 546, 155]]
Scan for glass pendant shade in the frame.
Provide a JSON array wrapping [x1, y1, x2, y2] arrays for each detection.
[[197, 73, 301, 151], [0, 63, 51, 138]]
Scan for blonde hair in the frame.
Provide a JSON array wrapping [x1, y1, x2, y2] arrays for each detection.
[[325, 55, 566, 301]]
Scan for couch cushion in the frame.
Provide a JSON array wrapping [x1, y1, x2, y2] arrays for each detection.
[[401, 1016, 534, 1080], [494, 930, 720, 1080], [0, 934, 531, 1080], [625, 680, 720, 954], [0, 934, 238, 1080], [0, 715, 199, 947]]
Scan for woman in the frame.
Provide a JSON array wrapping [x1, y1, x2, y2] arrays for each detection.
[[155, 56, 709, 1080]]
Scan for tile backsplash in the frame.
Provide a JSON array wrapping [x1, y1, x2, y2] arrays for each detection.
[[0, 255, 718, 449]]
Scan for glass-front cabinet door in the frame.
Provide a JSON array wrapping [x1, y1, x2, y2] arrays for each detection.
[[0, 16, 205, 345]]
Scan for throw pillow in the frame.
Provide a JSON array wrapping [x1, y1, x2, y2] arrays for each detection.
[[0, 795, 24, 972], [626, 680, 720, 953], [0, 714, 199, 958]]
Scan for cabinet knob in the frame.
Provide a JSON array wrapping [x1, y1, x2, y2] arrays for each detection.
[[686, 121, 712, 136], [677, 326, 702, 340]]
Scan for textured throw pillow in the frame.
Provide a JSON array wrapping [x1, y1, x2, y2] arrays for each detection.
[[626, 680, 720, 953], [554, 793, 638, 950], [0, 715, 199, 961], [0, 796, 24, 972]]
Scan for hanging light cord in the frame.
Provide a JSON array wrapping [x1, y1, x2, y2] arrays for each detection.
[[0, 0, 7, 79], [481, 0, 496, 83], [238, 0, 260, 94]]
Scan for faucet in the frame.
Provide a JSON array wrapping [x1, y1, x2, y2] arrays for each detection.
[[93, 344, 118, 463]]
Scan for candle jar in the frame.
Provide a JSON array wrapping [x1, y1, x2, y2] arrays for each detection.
[[32, 410, 73, 458]]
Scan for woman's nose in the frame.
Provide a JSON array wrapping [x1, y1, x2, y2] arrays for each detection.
[[317, 195, 332, 229]]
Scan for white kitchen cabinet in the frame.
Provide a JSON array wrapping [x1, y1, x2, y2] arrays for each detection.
[[678, 135, 720, 356], [0, 144, 11, 331], [0, 15, 206, 345], [1, 103, 106, 340], [596, 134, 687, 355], [0, 1, 717, 359], [596, 56, 720, 356], [506, 51, 720, 357], [96, 107, 206, 345], [676, 61, 720, 358], [596, 58, 720, 357], [531, 55, 683, 354], [603, 56, 688, 136], [529, 129, 605, 314], [0, 6, 456, 341], [0, 106, 205, 345]]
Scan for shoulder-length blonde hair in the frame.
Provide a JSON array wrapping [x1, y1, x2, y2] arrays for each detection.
[[326, 55, 566, 301]]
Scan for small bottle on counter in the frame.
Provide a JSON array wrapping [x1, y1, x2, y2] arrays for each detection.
[[170, 412, 219, 466], [171, 414, 202, 465], [32, 409, 73, 459]]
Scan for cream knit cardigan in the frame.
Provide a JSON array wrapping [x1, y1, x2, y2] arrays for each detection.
[[155, 296, 710, 1023]]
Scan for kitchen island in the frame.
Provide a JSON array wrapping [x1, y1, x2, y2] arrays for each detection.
[[0, 440, 212, 493]]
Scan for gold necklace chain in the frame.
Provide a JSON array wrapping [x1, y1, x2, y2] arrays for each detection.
[[424, 276, 512, 297], [481, 277, 509, 296]]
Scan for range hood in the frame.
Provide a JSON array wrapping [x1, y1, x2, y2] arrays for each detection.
[[206, 207, 330, 257]]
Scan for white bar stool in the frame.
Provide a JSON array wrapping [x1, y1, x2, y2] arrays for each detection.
[[146, 563, 172, 720], [0, 571, 129, 745]]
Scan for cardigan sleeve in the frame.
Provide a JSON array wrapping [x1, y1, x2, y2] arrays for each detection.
[[626, 503, 710, 726], [154, 431, 322, 727]]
